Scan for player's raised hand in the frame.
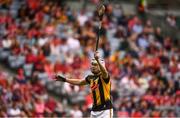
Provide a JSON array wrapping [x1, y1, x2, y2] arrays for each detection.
[[94, 51, 100, 60], [54, 74, 66, 82]]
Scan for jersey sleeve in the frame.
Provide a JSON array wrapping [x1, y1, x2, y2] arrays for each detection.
[[85, 75, 90, 84]]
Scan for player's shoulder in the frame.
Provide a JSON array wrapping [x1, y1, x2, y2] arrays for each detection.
[[86, 74, 94, 79], [85, 74, 94, 84]]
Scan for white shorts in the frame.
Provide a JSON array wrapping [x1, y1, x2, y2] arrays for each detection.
[[90, 109, 113, 118]]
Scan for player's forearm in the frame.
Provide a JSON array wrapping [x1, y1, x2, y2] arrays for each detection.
[[96, 59, 108, 78], [55, 74, 87, 85], [66, 78, 85, 86]]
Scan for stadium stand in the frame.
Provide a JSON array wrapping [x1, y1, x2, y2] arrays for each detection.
[[0, 0, 179, 117]]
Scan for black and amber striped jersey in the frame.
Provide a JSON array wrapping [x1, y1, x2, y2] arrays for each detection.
[[85, 74, 113, 111]]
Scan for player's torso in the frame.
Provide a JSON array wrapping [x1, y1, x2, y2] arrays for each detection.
[[88, 75, 111, 107]]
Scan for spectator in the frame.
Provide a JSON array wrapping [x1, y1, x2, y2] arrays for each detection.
[[33, 97, 45, 117], [166, 14, 177, 27], [7, 102, 21, 117], [70, 104, 83, 118]]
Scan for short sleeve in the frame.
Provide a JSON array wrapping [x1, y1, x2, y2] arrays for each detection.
[[85, 75, 90, 84]]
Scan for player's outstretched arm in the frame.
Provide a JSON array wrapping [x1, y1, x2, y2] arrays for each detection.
[[55, 74, 87, 86], [94, 51, 109, 79]]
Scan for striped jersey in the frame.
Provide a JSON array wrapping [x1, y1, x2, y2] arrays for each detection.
[[85, 74, 113, 111]]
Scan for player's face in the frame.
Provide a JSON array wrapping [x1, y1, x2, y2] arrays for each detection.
[[90, 62, 100, 74]]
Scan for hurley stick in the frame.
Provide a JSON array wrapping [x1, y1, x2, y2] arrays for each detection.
[[95, 4, 105, 51]]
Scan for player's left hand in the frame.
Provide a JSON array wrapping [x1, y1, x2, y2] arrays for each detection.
[[54, 74, 66, 82], [94, 51, 100, 60]]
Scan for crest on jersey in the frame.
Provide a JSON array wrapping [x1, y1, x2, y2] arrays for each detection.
[[90, 78, 99, 90]]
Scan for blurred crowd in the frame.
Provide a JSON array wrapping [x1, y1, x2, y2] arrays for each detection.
[[0, 0, 179, 117], [0, 70, 66, 117]]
